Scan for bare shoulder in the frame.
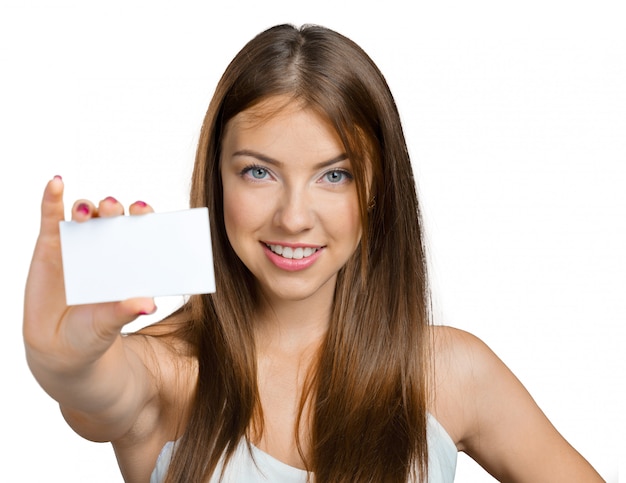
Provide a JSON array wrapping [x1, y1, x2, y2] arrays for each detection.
[[431, 324, 489, 370], [429, 325, 603, 482], [431, 325, 504, 402], [429, 326, 493, 445]]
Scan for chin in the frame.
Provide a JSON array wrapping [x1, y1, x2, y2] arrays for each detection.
[[265, 287, 322, 303], [257, 276, 336, 305]]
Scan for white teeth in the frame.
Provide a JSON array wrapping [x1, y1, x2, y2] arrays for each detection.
[[268, 244, 318, 259]]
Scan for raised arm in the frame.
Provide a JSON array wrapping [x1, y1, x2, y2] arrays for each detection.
[[23, 177, 158, 442]]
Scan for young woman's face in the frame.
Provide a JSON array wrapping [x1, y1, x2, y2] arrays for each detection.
[[220, 98, 362, 304]]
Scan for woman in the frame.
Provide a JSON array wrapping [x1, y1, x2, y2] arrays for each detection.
[[24, 24, 603, 482]]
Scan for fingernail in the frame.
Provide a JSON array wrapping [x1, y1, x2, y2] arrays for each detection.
[[134, 200, 147, 207], [76, 203, 90, 215], [53, 175, 63, 180], [138, 306, 157, 316], [104, 196, 118, 204]]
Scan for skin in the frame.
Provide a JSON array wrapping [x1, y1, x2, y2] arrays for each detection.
[[23, 100, 604, 482]]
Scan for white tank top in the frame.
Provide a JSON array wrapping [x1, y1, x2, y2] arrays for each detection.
[[150, 413, 457, 482]]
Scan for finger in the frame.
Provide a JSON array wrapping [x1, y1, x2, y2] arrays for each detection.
[[25, 177, 69, 340], [71, 199, 97, 222], [116, 297, 157, 321], [39, 176, 66, 242], [128, 200, 155, 215], [86, 297, 158, 342], [97, 196, 125, 217]]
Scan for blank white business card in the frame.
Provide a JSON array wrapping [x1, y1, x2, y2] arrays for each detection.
[[59, 207, 215, 305]]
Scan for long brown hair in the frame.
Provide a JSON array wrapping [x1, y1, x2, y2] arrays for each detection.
[[164, 24, 432, 482]]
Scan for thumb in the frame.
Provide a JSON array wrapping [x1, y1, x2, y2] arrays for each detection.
[[60, 297, 157, 359], [87, 297, 157, 341]]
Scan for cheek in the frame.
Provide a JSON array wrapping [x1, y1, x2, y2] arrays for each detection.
[[327, 196, 362, 246], [223, 191, 244, 239], [347, 212, 363, 247], [223, 188, 263, 242]]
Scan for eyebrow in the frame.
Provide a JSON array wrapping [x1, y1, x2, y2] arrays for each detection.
[[232, 149, 349, 170]]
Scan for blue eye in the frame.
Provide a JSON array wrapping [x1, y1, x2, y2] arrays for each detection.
[[323, 169, 352, 184], [242, 166, 269, 180]]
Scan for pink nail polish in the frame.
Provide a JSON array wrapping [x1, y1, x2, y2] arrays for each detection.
[[134, 200, 147, 207], [53, 175, 62, 180], [138, 306, 157, 316], [104, 196, 118, 204], [77, 203, 89, 215]]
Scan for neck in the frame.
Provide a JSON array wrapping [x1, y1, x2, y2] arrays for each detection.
[[254, 284, 334, 355]]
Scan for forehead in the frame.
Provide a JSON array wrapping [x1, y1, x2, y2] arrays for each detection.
[[222, 97, 346, 159], [228, 96, 302, 128]]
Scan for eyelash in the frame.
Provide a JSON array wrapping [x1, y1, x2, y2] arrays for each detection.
[[320, 169, 353, 184], [240, 164, 271, 180], [239, 165, 354, 185]]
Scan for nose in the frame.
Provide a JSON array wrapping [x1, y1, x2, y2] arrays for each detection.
[[273, 187, 315, 234]]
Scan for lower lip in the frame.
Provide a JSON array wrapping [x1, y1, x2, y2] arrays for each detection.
[[262, 244, 323, 272]]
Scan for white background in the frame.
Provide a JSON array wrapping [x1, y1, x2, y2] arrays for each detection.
[[1, 1, 624, 481]]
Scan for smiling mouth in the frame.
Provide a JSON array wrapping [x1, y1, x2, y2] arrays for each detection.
[[265, 243, 320, 260]]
